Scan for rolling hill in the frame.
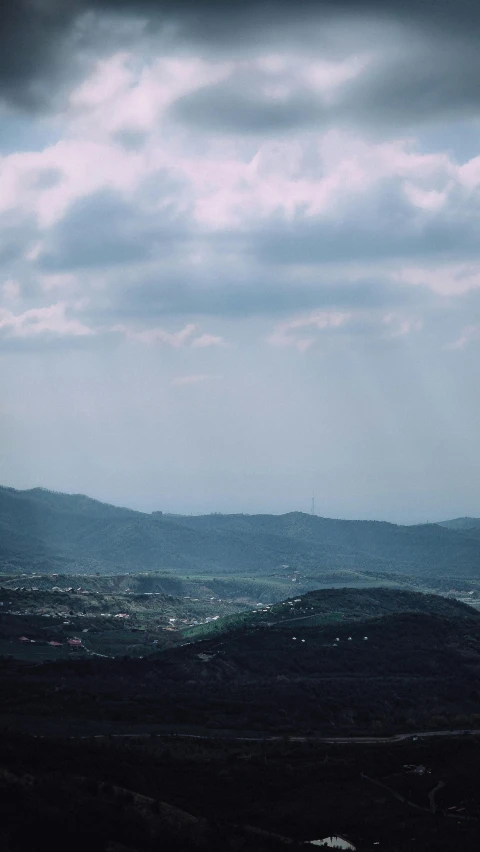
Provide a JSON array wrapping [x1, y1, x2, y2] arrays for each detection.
[[2, 484, 480, 580], [182, 586, 478, 641], [2, 588, 480, 737]]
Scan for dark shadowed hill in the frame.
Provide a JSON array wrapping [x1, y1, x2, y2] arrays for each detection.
[[2, 588, 480, 737], [0, 746, 300, 852], [1, 485, 480, 579]]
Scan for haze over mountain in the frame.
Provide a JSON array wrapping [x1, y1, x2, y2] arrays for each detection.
[[2, 484, 480, 579], [439, 517, 480, 533]]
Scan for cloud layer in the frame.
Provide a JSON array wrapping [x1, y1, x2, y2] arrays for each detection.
[[1, 1, 480, 519]]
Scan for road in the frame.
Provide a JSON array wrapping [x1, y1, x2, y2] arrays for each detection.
[[70, 727, 480, 744]]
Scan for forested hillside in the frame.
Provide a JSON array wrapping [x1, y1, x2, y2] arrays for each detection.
[[2, 588, 480, 735], [1, 485, 480, 579], [438, 517, 480, 534], [183, 586, 478, 641]]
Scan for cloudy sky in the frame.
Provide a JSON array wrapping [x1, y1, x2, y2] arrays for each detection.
[[1, 0, 480, 522]]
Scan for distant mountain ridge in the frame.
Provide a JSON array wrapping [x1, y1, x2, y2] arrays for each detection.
[[439, 517, 480, 532], [1, 484, 480, 578]]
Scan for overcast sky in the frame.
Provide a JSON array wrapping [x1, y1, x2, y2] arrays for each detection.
[[1, 0, 480, 522]]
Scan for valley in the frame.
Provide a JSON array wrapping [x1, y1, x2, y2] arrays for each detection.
[[2, 487, 480, 850]]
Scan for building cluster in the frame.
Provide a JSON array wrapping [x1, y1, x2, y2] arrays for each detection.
[[18, 635, 84, 649]]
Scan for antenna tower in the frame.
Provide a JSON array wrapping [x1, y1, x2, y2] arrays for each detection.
[[311, 492, 315, 515]]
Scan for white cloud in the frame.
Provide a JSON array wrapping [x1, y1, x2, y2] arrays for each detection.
[[394, 264, 480, 296], [191, 333, 225, 348], [445, 324, 480, 350], [268, 311, 351, 350], [382, 313, 423, 338], [113, 322, 198, 347], [1, 45, 480, 357], [0, 140, 146, 228], [268, 307, 424, 351], [69, 53, 135, 109], [68, 52, 234, 139], [107, 323, 228, 349], [0, 49, 467, 243], [301, 54, 371, 102], [0, 302, 93, 339]]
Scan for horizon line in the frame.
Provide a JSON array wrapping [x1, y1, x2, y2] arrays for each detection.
[[0, 482, 474, 528]]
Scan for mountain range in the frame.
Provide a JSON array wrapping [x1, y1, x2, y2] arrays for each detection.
[[1, 484, 480, 579]]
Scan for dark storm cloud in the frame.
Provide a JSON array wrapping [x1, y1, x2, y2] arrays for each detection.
[[340, 40, 480, 130], [80, 0, 480, 44], [167, 33, 480, 136], [0, 0, 479, 113], [36, 188, 192, 271], [0, 1, 80, 109]]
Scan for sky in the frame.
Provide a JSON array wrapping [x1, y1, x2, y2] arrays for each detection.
[[1, 0, 480, 523]]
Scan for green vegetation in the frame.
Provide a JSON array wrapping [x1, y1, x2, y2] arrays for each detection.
[[0, 582, 254, 661], [3, 580, 477, 661], [2, 588, 480, 736], [0, 569, 318, 601], [183, 587, 475, 641]]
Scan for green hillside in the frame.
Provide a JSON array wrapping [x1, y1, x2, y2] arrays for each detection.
[[183, 586, 478, 640], [2, 588, 480, 737]]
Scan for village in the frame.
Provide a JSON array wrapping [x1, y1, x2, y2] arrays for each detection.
[[0, 579, 244, 659]]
